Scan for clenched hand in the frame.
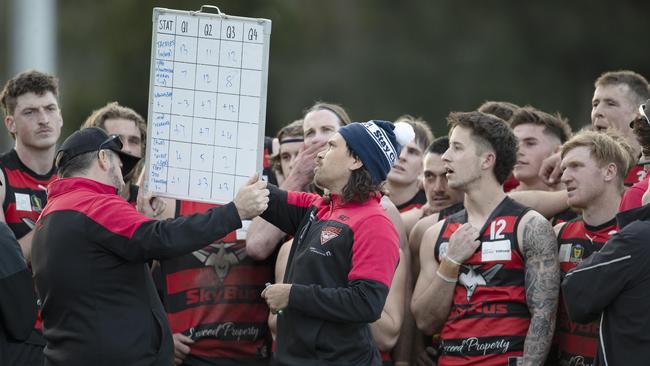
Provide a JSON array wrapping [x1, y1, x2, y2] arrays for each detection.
[[234, 173, 270, 220]]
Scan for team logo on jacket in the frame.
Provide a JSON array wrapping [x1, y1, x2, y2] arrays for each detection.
[[320, 226, 342, 245], [458, 264, 503, 301], [192, 242, 247, 283]]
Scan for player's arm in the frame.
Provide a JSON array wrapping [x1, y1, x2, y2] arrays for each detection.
[[380, 196, 414, 362], [411, 221, 480, 335], [370, 247, 407, 351], [268, 239, 292, 340], [509, 189, 568, 219], [518, 211, 560, 366], [400, 207, 422, 239], [409, 214, 439, 279]]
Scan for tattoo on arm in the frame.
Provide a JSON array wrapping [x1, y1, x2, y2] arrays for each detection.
[[522, 215, 560, 365]]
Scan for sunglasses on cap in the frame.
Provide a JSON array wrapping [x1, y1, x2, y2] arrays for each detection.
[[98, 134, 123, 153], [640, 102, 649, 125]]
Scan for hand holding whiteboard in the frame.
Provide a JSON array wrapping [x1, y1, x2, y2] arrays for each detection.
[[145, 6, 271, 204]]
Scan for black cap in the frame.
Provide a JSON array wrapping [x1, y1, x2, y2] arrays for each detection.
[[56, 127, 141, 177]]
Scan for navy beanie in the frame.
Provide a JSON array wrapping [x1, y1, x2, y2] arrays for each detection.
[[339, 120, 415, 185]]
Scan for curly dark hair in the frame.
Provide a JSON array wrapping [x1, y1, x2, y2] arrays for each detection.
[[447, 111, 518, 185], [341, 148, 381, 203], [0, 69, 59, 116]]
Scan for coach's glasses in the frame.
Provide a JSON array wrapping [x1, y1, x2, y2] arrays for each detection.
[[98, 134, 123, 153]]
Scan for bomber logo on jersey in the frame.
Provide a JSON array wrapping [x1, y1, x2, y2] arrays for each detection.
[[459, 264, 503, 301], [320, 226, 342, 245], [192, 242, 247, 283]]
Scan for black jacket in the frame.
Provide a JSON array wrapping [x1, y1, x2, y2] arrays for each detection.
[[31, 177, 242, 366], [0, 221, 37, 364], [562, 203, 650, 366], [261, 186, 400, 366]]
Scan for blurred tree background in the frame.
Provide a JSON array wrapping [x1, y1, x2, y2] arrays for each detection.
[[1, 0, 649, 146]]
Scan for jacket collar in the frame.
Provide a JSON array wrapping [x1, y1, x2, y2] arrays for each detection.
[[617, 203, 650, 229], [47, 177, 118, 199]]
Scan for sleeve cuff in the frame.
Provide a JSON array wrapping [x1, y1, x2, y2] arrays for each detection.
[[288, 283, 310, 310]]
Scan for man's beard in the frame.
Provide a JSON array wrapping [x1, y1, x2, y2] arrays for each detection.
[[109, 164, 125, 195]]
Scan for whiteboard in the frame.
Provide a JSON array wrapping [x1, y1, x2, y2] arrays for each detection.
[[144, 6, 271, 204]]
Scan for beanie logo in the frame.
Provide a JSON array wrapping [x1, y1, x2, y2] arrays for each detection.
[[362, 122, 397, 165], [320, 226, 342, 245]]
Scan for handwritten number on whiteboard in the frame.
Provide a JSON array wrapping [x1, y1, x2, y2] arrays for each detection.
[[181, 21, 188, 33], [248, 28, 258, 41], [222, 155, 229, 168], [226, 25, 235, 39], [204, 24, 213, 36]]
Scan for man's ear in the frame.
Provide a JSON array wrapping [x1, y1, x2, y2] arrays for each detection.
[[603, 162, 618, 183], [97, 150, 111, 171], [349, 157, 363, 171], [4, 115, 15, 135], [480, 151, 496, 170]]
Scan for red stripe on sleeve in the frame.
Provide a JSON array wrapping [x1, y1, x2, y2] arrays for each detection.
[[348, 214, 400, 287], [286, 191, 319, 208]]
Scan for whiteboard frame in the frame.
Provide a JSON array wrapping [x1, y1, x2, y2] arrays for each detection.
[[144, 6, 272, 205]]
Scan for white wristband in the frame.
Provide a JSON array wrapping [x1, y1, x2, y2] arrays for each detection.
[[445, 256, 463, 266], [436, 269, 457, 284]]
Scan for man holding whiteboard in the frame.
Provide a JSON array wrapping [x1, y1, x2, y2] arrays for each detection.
[[30, 127, 270, 366]]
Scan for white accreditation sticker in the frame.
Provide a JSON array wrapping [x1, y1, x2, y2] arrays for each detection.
[[14, 193, 32, 212], [481, 240, 512, 261]]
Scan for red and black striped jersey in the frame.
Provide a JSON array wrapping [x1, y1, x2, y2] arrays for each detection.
[[396, 189, 427, 213], [0, 149, 56, 239], [553, 217, 617, 366], [157, 200, 273, 364], [434, 197, 530, 366], [439, 202, 464, 220], [550, 208, 579, 226]]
